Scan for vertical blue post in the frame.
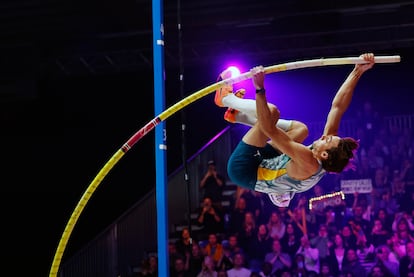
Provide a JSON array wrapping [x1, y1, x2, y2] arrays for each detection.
[[152, 0, 169, 276]]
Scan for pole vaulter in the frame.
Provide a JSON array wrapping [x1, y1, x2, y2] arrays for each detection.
[[49, 54, 400, 277]]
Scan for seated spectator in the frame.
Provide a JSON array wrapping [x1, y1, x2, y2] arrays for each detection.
[[169, 241, 181, 274], [357, 193, 373, 223], [297, 235, 320, 274], [197, 255, 218, 277], [147, 254, 158, 277], [258, 261, 274, 277], [341, 224, 357, 250], [348, 203, 371, 239], [287, 207, 309, 238], [349, 217, 375, 271], [341, 248, 368, 277], [348, 219, 369, 251], [375, 208, 394, 234], [391, 169, 407, 203], [203, 233, 224, 266], [355, 239, 376, 274], [227, 234, 243, 257], [200, 160, 226, 209], [375, 190, 399, 217], [399, 157, 414, 187], [264, 239, 292, 275], [389, 215, 414, 260], [323, 206, 340, 240], [250, 190, 269, 225], [373, 245, 399, 277], [327, 233, 347, 276], [280, 222, 301, 261], [171, 255, 191, 277], [366, 145, 385, 177], [228, 196, 248, 237], [137, 253, 158, 277], [197, 197, 224, 240], [391, 213, 414, 233], [277, 206, 291, 223], [371, 167, 391, 213], [238, 188, 257, 215], [175, 227, 193, 258], [399, 241, 414, 277], [310, 224, 330, 263], [267, 211, 286, 241], [248, 224, 273, 273], [308, 185, 326, 225], [370, 219, 391, 248], [237, 212, 257, 256], [216, 244, 234, 271], [390, 230, 414, 261], [291, 253, 314, 277], [226, 252, 251, 277], [187, 243, 204, 277], [319, 261, 335, 277]]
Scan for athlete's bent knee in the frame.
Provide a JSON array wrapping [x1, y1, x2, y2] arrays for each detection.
[[268, 104, 280, 122]]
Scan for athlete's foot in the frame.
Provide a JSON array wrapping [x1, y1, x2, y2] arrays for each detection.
[[214, 68, 234, 107], [224, 88, 246, 123]]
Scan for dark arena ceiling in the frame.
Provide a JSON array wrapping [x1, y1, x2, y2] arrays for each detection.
[[1, 0, 413, 78]]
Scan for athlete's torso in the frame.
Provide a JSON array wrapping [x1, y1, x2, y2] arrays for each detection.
[[254, 152, 326, 195]]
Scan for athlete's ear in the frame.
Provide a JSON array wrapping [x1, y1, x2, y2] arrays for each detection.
[[321, 151, 329, 159]]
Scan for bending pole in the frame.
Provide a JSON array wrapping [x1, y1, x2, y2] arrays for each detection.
[[48, 55, 400, 277]]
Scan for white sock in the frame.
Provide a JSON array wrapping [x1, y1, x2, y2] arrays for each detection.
[[234, 112, 257, 126], [234, 113, 292, 131], [223, 94, 292, 130], [222, 94, 257, 118]]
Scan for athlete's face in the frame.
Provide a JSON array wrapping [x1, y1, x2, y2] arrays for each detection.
[[312, 135, 340, 156]]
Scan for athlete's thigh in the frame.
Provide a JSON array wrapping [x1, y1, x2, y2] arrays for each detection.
[[241, 124, 269, 147]]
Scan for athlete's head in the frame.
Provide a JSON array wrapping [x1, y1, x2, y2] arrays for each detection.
[[312, 135, 359, 173]]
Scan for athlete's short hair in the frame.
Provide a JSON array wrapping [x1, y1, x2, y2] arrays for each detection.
[[321, 137, 359, 173]]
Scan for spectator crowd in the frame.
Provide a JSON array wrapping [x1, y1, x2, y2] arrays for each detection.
[[137, 104, 414, 277]]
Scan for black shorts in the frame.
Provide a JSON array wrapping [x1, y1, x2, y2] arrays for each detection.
[[227, 140, 281, 190]]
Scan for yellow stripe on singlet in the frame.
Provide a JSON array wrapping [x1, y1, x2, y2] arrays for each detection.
[[257, 167, 287, 181]]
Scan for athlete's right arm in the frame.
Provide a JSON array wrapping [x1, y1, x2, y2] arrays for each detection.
[[323, 53, 375, 136]]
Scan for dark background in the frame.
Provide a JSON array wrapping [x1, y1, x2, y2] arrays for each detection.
[[1, 0, 413, 276]]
